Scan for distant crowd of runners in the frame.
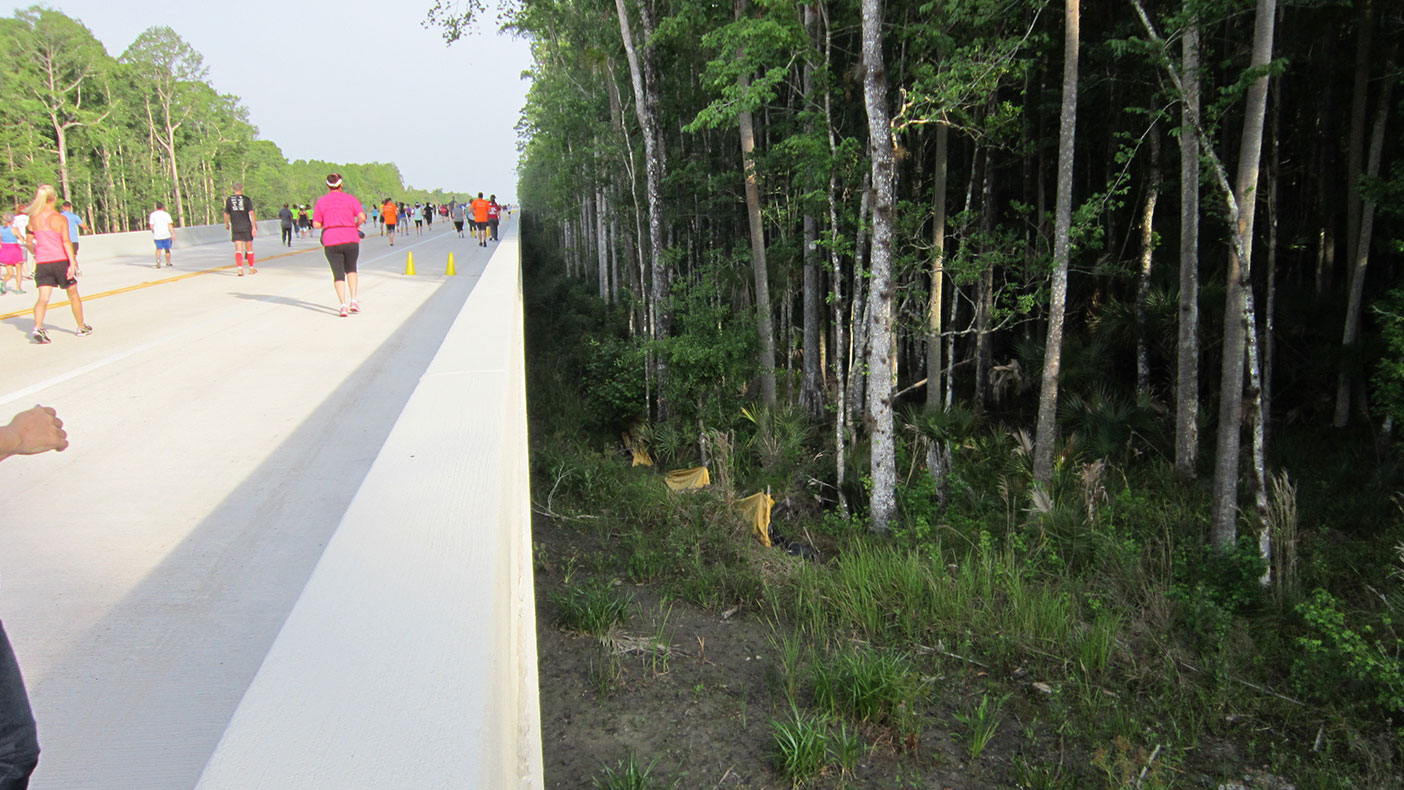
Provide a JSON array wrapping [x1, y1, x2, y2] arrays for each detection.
[[2, 179, 511, 342], [370, 193, 505, 248]]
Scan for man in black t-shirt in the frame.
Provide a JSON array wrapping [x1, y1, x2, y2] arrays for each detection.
[[277, 204, 294, 247], [224, 182, 257, 276]]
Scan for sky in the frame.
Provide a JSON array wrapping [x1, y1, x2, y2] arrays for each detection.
[[4, 0, 534, 202]]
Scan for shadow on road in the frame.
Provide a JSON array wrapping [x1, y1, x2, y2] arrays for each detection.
[[26, 271, 480, 790]]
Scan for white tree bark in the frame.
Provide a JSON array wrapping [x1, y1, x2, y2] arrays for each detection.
[[859, 0, 898, 532], [1032, 0, 1080, 489]]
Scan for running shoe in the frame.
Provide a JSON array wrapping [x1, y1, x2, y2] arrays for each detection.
[[30, 328, 49, 344], [339, 304, 349, 318], [75, 325, 93, 337], [237, 268, 244, 276], [249, 268, 257, 275], [349, 300, 360, 313]]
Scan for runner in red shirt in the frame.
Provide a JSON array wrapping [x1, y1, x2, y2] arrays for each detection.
[[381, 199, 398, 246], [487, 196, 501, 242], [471, 193, 490, 247]]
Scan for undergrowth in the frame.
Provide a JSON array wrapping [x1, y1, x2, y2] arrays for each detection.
[[524, 223, 1404, 789]]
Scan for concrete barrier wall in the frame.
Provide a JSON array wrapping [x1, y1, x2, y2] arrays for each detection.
[[75, 219, 281, 260], [194, 221, 544, 788]]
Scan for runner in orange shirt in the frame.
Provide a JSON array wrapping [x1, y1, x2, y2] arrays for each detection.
[[381, 198, 398, 246], [470, 192, 490, 247]]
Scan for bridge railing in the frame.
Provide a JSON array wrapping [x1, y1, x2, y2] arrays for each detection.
[[74, 219, 284, 259], [194, 222, 544, 788]]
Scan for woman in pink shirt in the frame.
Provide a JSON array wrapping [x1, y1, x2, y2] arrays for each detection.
[[312, 173, 367, 318], [24, 184, 90, 344]]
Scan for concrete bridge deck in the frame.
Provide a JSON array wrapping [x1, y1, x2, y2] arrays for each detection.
[[0, 217, 540, 788]]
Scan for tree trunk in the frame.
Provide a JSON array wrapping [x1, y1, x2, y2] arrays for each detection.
[[1344, 0, 1373, 275], [1032, 0, 1080, 489], [800, 3, 823, 418], [974, 150, 994, 412], [926, 124, 949, 411], [859, 0, 896, 534], [1136, 126, 1161, 396], [825, 35, 849, 513], [1264, 72, 1280, 451], [614, 0, 669, 415], [848, 182, 872, 426], [1209, 0, 1277, 549], [1334, 53, 1394, 427], [740, 90, 778, 408], [1175, 10, 1201, 482]]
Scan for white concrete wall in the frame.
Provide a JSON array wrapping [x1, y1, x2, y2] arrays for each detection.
[[75, 219, 281, 260], [194, 221, 544, 789]]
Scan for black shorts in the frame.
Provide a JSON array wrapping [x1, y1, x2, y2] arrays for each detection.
[[385, 222, 396, 232], [414, 219, 422, 226], [34, 260, 75, 289], [324, 242, 360, 281], [231, 228, 253, 242], [453, 221, 464, 231]]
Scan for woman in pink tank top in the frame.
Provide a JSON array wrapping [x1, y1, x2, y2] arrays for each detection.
[[24, 184, 89, 344]]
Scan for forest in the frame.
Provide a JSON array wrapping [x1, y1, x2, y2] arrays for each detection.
[[0, 7, 461, 231], [484, 0, 1404, 785]]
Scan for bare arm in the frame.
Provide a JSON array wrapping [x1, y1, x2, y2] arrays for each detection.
[[0, 406, 67, 461]]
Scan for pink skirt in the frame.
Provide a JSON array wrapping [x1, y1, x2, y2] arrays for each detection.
[[0, 244, 21, 265]]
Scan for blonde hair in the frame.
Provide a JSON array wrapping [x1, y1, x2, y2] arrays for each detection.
[[24, 184, 57, 222]]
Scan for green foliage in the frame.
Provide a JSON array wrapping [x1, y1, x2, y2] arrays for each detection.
[[1293, 588, 1404, 723], [593, 751, 672, 790], [582, 336, 649, 429], [552, 578, 632, 636], [660, 267, 758, 428], [1169, 537, 1266, 651], [1370, 287, 1404, 427], [770, 703, 830, 785], [810, 645, 922, 733], [953, 692, 1010, 761]]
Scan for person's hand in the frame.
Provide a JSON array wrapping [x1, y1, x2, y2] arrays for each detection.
[[1, 406, 68, 459]]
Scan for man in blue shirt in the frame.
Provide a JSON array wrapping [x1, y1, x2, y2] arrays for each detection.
[[60, 201, 85, 274]]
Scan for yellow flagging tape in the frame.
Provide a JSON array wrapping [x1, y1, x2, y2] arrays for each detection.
[[664, 466, 710, 491], [735, 491, 774, 547]]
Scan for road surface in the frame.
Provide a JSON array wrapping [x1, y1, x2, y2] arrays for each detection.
[[0, 221, 499, 789]]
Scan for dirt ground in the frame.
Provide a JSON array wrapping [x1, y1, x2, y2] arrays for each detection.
[[532, 514, 1021, 789]]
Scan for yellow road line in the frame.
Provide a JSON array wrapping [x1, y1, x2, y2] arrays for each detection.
[[0, 247, 315, 321]]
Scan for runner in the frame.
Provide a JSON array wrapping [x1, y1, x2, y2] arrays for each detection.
[[487, 195, 500, 242], [149, 201, 175, 268], [413, 203, 423, 236], [471, 192, 490, 247], [278, 203, 295, 246], [24, 184, 90, 343], [0, 214, 23, 294], [312, 173, 367, 318], [60, 201, 85, 274], [223, 182, 257, 276], [11, 204, 29, 284], [381, 198, 398, 245], [450, 201, 465, 237], [424, 202, 433, 231], [297, 205, 311, 239]]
